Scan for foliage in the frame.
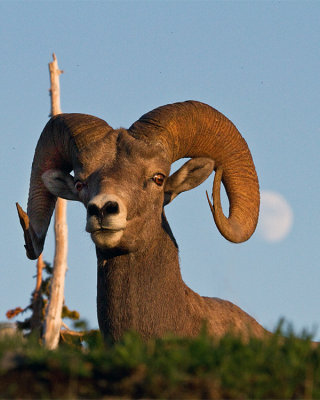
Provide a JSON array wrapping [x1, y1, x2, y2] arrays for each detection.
[[0, 323, 319, 399], [6, 261, 82, 338]]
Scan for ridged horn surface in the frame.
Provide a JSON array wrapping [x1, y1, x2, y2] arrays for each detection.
[[129, 101, 259, 243], [19, 113, 112, 259]]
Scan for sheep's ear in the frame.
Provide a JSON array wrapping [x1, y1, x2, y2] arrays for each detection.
[[164, 157, 214, 205], [42, 169, 79, 201]]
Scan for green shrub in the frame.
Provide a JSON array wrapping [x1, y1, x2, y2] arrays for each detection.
[[0, 323, 319, 399]]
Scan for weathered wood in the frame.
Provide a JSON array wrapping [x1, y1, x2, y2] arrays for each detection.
[[30, 254, 45, 332], [43, 54, 68, 350], [48, 53, 63, 116]]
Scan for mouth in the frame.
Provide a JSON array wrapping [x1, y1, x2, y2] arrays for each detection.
[[97, 227, 125, 233], [90, 227, 125, 249], [86, 223, 126, 234]]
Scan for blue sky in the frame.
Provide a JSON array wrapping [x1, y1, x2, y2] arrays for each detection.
[[1, 1, 320, 339]]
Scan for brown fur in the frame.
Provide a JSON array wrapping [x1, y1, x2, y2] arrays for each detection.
[[96, 208, 267, 341], [90, 133, 266, 340], [17, 101, 266, 341]]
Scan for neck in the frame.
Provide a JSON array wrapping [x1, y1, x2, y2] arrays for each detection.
[[96, 219, 191, 340]]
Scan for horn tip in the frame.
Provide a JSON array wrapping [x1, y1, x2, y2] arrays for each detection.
[[16, 202, 29, 230], [16, 202, 41, 260], [205, 191, 215, 214]]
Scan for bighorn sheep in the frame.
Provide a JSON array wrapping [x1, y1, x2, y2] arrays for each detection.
[[17, 100, 267, 340]]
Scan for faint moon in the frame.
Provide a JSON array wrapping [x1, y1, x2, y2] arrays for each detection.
[[257, 191, 293, 242]]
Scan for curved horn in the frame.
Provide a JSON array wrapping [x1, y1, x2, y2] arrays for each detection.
[[17, 113, 112, 259], [129, 101, 259, 243]]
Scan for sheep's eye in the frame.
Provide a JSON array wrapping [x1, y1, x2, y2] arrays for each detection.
[[75, 181, 85, 192], [152, 173, 165, 186]]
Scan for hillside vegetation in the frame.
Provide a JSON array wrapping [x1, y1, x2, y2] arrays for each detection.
[[0, 323, 319, 399]]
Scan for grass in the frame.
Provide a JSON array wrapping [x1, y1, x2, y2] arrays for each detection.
[[0, 323, 319, 399]]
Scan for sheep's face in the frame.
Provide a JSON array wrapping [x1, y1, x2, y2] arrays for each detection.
[[42, 129, 214, 252], [82, 132, 172, 252], [43, 130, 171, 252]]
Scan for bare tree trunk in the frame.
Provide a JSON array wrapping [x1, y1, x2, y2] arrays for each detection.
[[43, 53, 68, 350], [30, 254, 45, 332]]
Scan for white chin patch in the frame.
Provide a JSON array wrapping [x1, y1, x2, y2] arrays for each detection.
[[91, 230, 124, 249]]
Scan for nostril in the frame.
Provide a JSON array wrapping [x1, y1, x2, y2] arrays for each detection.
[[103, 201, 119, 215], [87, 203, 100, 218]]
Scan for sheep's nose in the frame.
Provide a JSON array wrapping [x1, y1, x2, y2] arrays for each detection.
[[102, 201, 119, 216], [87, 201, 119, 219], [86, 194, 127, 235]]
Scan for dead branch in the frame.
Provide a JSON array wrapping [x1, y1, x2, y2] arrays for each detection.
[[43, 53, 68, 350]]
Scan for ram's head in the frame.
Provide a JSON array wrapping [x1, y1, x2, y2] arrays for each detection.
[[17, 101, 259, 258]]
